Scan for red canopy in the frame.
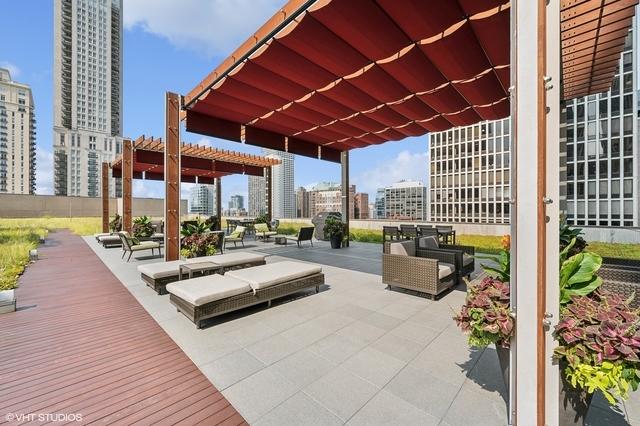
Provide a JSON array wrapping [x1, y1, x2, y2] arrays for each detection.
[[182, 0, 637, 161]]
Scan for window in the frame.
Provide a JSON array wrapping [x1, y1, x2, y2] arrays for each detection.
[[611, 97, 620, 116], [624, 179, 633, 198], [623, 94, 633, 114], [599, 181, 608, 197], [611, 118, 620, 137], [611, 159, 620, 178], [612, 180, 620, 198], [623, 158, 633, 177], [567, 105, 574, 123], [599, 119, 608, 138], [598, 99, 608, 118], [577, 104, 585, 121], [587, 102, 596, 120], [599, 160, 608, 178]]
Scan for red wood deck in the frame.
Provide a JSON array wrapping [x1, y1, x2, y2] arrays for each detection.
[[0, 230, 246, 425]]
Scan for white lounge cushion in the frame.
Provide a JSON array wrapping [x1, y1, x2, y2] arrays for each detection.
[[439, 263, 455, 280], [188, 252, 265, 268], [138, 260, 185, 279], [94, 232, 110, 239], [166, 275, 251, 306], [226, 260, 322, 292], [389, 241, 416, 257], [97, 234, 120, 242]]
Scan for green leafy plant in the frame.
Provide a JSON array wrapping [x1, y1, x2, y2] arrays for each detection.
[[204, 215, 219, 231], [559, 238, 603, 305], [109, 214, 122, 232], [476, 235, 510, 282], [553, 290, 640, 404], [560, 217, 587, 257], [454, 276, 514, 348], [132, 215, 153, 238], [254, 213, 269, 224], [323, 217, 347, 240], [180, 233, 219, 258], [181, 219, 210, 237]]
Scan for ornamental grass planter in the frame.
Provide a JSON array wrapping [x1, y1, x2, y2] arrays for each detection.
[[559, 360, 594, 425]]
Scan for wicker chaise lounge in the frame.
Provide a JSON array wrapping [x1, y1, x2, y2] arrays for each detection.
[[167, 260, 324, 328], [94, 232, 122, 248], [383, 240, 456, 300], [138, 251, 267, 294]]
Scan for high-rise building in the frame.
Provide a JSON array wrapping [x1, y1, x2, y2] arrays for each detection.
[[385, 181, 428, 220], [427, 118, 511, 224], [248, 174, 266, 217], [263, 149, 295, 218], [0, 68, 36, 194], [307, 182, 355, 218], [295, 186, 309, 218], [53, 0, 123, 197], [189, 184, 215, 216], [229, 194, 244, 210], [354, 192, 369, 219], [565, 26, 639, 227], [374, 188, 385, 219]]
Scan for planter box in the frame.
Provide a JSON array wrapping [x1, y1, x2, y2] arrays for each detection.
[[0, 289, 16, 314]]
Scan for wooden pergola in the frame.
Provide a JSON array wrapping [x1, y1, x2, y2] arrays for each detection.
[[163, 0, 638, 423], [105, 135, 280, 260]]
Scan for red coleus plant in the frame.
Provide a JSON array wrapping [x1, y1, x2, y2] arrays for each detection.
[[455, 276, 514, 349], [554, 290, 640, 366]]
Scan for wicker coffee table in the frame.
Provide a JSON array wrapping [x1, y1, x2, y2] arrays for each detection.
[[179, 262, 221, 280]]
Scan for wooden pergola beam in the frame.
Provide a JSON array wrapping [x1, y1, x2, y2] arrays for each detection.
[[123, 139, 133, 234], [102, 162, 109, 233], [165, 92, 181, 261]]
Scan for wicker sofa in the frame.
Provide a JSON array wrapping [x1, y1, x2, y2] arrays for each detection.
[[383, 240, 456, 300], [167, 260, 324, 328], [138, 251, 266, 294]]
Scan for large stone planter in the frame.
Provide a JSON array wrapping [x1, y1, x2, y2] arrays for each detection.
[[559, 361, 594, 425], [0, 289, 16, 314]]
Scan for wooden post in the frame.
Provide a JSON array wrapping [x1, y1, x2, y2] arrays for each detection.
[[265, 167, 272, 222], [101, 162, 109, 233], [165, 92, 181, 261], [215, 177, 222, 226], [122, 139, 133, 233], [341, 151, 349, 247]]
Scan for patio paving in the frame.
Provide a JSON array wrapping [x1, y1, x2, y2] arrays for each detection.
[[84, 235, 636, 425]]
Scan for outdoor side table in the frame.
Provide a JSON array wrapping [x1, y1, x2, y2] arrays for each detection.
[[274, 235, 288, 245], [179, 262, 221, 280]]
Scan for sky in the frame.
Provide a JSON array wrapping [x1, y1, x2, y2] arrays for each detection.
[[0, 0, 429, 207]]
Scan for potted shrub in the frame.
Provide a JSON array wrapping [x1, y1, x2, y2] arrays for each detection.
[[132, 215, 154, 239], [455, 235, 513, 393], [109, 214, 122, 232], [554, 290, 640, 424], [551, 237, 640, 423], [323, 217, 346, 249], [180, 233, 220, 259], [181, 219, 210, 237]]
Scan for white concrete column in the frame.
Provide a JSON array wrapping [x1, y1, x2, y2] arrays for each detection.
[[512, 0, 560, 424]]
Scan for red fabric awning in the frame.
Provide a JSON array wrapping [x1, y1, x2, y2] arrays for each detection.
[[183, 0, 637, 160]]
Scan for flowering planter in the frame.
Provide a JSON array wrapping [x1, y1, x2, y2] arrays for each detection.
[[559, 361, 593, 425], [0, 289, 16, 314]]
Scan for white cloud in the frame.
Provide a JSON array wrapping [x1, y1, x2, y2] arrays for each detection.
[[0, 61, 20, 78], [123, 0, 287, 57], [35, 148, 53, 195], [133, 180, 164, 198], [354, 150, 428, 196]]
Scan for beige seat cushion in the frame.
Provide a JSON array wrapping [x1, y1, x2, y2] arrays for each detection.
[[189, 252, 265, 268], [389, 241, 416, 257], [463, 253, 474, 266], [439, 263, 455, 279], [226, 260, 322, 292], [138, 260, 185, 279], [131, 242, 160, 251], [166, 275, 251, 306]]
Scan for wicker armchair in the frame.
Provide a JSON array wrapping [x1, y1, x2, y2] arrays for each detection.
[[383, 241, 456, 300], [415, 236, 475, 284]]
